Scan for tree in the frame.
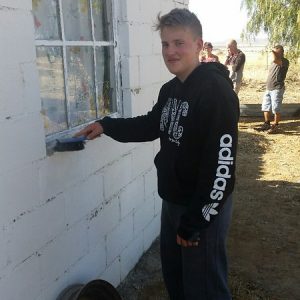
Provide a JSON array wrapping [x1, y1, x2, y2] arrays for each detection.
[[242, 0, 300, 59]]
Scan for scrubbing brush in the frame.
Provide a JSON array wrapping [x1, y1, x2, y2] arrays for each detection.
[[54, 136, 87, 152]]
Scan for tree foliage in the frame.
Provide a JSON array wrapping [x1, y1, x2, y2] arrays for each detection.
[[242, 0, 300, 59]]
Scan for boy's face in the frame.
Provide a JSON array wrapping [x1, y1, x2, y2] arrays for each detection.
[[161, 26, 203, 82]]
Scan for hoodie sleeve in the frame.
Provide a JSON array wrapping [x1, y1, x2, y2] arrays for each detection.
[[97, 90, 165, 143], [177, 76, 239, 241]]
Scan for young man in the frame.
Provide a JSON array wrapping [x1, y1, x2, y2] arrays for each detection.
[[225, 39, 246, 95], [256, 45, 289, 134], [76, 8, 239, 300]]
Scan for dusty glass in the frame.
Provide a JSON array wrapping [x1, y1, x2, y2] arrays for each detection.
[[62, 0, 92, 41], [33, 0, 60, 40], [92, 0, 107, 41], [96, 47, 116, 116], [66, 46, 96, 127], [36, 46, 67, 135]]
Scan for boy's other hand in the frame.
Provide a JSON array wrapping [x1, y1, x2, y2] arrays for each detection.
[[74, 122, 104, 140], [176, 234, 199, 247]]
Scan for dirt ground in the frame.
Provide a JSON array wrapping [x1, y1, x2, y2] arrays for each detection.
[[118, 117, 300, 300], [228, 117, 300, 300], [118, 57, 300, 299]]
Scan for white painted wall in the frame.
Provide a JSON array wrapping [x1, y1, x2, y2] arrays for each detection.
[[0, 0, 188, 299]]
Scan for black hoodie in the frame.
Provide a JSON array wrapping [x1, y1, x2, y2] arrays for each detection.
[[98, 63, 240, 241]]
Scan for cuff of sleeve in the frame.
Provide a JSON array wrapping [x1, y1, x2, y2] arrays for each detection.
[[177, 213, 207, 241], [177, 226, 201, 242], [96, 117, 110, 134]]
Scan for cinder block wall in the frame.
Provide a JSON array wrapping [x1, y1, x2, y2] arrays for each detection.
[[0, 0, 188, 299]]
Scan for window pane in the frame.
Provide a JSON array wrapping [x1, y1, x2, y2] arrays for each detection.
[[36, 46, 67, 135], [92, 0, 111, 41], [96, 46, 116, 116], [33, 0, 60, 40], [66, 47, 96, 127], [62, 0, 92, 41]]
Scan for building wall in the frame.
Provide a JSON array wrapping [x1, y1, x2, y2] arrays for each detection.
[[0, 0, 188, 299]]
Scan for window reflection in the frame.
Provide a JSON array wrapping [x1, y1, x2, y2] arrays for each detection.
[[33, 0, 117, 136], [36, 46, 67, 135], [62, 0, 92, 41], [33, 0, 60, 40], [96, 47, 116, 116], [92, 0, 107, 41], [66, 47, 96, 127]]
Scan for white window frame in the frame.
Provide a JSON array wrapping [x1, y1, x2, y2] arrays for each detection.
[[34, 0, 122, 148]]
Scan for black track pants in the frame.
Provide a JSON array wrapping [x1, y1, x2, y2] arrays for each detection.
[[160, 195, 233, 300]]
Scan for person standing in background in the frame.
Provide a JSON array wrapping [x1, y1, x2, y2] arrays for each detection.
[[200, 42, 219, 63], [225, 39, 246, 94], [256, 45, 289, 134]]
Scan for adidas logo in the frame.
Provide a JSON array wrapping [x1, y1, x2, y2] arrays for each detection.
[[202, 134, 234, 222]]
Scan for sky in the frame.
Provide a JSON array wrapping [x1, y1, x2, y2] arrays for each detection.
[[189, 0, 249, 44]]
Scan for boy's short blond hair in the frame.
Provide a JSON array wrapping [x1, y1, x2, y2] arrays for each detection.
[[155, 8, 202, 39]]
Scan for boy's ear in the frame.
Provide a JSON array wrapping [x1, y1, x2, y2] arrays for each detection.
[[198, 38, 203, 51], [197, 38, 203, 51]]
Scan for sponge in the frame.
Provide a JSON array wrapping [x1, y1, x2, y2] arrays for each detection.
[[54, 136, 87, 152]]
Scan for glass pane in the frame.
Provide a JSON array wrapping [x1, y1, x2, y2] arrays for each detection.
[[62, 0, 92, 41], [33, 0, 60, 40], [66, 47, 96, 127], [96, 46, 116, 116], [92, 0, 111, 41], [36, 47, 67, 135]]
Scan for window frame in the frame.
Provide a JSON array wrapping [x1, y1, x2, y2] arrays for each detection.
[[34, 0, 122, 146]]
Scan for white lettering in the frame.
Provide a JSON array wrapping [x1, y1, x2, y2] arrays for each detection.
[[209, 134, 234, 206], [220, 134, 232, 147], [213, 177, 227, 191], [210, 190, 223, 201], [216, 165, 231, 179], [218, 147, 233, 161]]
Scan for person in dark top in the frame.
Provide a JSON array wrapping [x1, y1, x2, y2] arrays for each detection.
[[76, 8, 239, 300], [256, 45, 289, 133], [225, 39, 246, 95]]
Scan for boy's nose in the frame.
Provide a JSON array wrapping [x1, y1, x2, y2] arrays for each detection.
[[164, 45, 176, 55]]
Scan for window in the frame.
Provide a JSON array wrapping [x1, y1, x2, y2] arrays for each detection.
[[33, 0, 118, 136]]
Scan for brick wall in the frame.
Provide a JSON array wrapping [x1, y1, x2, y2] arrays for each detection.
[[0, 0, 188, 299]]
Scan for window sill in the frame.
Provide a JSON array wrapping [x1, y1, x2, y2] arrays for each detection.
[[45, 113, 120, 156]]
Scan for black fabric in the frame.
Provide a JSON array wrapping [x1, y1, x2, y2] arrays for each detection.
[[98, 63, 239, 240], [160, 196, 233, 300]]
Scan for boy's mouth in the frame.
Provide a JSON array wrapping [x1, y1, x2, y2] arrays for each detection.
[[168, 58, 180, 63]]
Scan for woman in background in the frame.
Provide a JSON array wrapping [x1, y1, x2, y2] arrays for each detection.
[[200, 42, 219, 63]]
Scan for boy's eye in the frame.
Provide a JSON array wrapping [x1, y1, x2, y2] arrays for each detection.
[[175, 41, 184, 46]]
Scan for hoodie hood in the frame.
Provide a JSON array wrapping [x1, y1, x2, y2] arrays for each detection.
[[182, 62, 233, 89]]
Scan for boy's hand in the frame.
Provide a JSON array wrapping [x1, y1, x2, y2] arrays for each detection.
[[176, 234, 199, 247], [74, 122, 104, 140]]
